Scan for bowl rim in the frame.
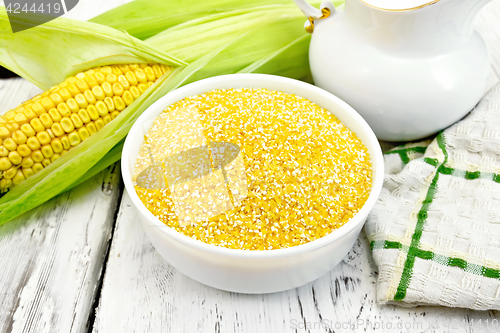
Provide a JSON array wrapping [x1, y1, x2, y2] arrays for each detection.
[[122, 73, 384, 258]]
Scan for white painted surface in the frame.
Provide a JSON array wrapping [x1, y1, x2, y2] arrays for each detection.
[[94, 2, 500, 333], [0, 0, 499, 332]]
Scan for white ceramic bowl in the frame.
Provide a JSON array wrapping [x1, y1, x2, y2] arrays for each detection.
[[122, 74, 384, 294]]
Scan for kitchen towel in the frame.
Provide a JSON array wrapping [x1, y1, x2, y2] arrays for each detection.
[[365, 83, 500, 310]]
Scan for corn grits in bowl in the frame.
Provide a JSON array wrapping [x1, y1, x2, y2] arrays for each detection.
[[134, 88, 372, 251], [122, 74, 384, 293]]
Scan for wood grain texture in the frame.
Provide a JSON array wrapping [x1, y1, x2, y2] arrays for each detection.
[[92, 2, 500, 333], [94, 194, 500, 333], [0, 166, 122, 333], [1, 0, 500, 332], [0, 0, 128, 326]]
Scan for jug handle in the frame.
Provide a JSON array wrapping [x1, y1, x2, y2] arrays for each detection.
[[293, 0, 335, 33]]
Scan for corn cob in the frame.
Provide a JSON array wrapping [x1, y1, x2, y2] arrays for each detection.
[[0, 63, 171, 192]]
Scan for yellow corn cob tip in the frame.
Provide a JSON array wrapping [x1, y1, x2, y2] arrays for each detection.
[[0, 63, 172, 193]]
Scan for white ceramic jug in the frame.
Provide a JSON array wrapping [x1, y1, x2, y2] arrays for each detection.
[[294, 0, 493, 141]]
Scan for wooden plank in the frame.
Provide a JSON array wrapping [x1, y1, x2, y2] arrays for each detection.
[[0, 16, 124, 329], [93, 2, 500, 332], [94, 193, 500, 333], [0, 165, 122, 333], [0, 1, 129, 333]]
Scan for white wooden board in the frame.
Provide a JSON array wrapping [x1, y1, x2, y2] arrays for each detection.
[[1, 0, 500, 332], [92, 2, 500, 333], [0, 1, 128, 332]]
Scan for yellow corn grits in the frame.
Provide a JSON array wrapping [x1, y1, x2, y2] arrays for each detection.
[[135, 88, 372, 250]]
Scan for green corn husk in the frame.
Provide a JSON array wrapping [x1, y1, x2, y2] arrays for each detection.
[[90, 0, 310, 39], [0, 0, 345, 224]]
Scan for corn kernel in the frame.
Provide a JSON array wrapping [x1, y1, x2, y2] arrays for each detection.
[[92, 86, 105, 101], [49, 108, 62, 122], [0, 178, 12, 189], [17, 144, 32, 157], [111, 111, 120, 120], [104, 97, 115, 112], [0, 157, 12, 171], [102, 82, 113, 97], [122, 91, 134, 106], [41, 145, 54, 158], [125, 71, 138, 86], [40, 113, 54, 128], [87, 105, 100, 120], [100, 66, 112, 75], [85, 75, 99, 89], [12, 170, 25, 185], [152, 65, 163, 79], [111, 66, 122, 75], [32, 163, 43, 174], [67, 99, 79, 113], [144, 67, 156, 81], [135, 69, 147, 83], [95, 72, 106, 85], [78, 127, 90, 141], [106, 74, 117, 84], [24, 109, 37, 120], [130, 86, 141, 99], [51, 138, 63, 153], [60, 136, 70, 150], [42, 159, 51, 167], [95, 119, 105, 131], [12, 130, 27, 144], [30, 118, 45, 133], [112, 83, 124, 96], [113, 96, 126, 111], [20, 123, 36, 137], [118, 64, 130, 73], [22, 167, 34, 179], [78, 109, 91, 123], [14, 113, 28, 125], [103, 115, 112, 125], [57, 103, 72, 117], [51, 123, 65, 137], [84, 90, 96, 105], [50, 154, 61, 163], [41, 97, 55, 110], [3, 138, 17, 151], [68, 131, 81, 146], [3, 166, 17, 179], [67, 83, 80, 97], [59, 88, 72, 102], [96, 101, 109, 116], [50, 93, 64, 106], [37, 131, 51, 145], [4, 110, 15, 120], [118, 75, 130, 89], [27, 137, 41, 150], [70, 114, 83, 129], [75, 94, 88, 109], [8, 151, 22, 165], [61, 117, 75, 133], [76, 79, 89, 92], [138, 83, 148, 93], [86, 122, 97, 135], [21, 157, 34, 168]]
